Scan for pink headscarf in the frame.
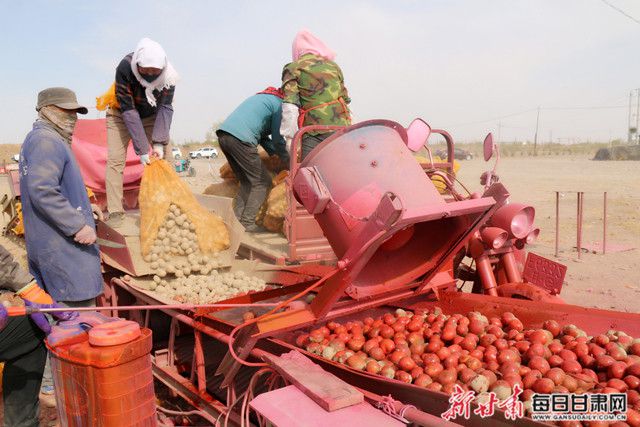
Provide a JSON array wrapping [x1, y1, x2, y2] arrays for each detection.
[[292, 29, 336, 62]]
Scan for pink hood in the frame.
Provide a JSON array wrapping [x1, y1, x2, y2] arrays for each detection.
[[292, 29, 336, 61]]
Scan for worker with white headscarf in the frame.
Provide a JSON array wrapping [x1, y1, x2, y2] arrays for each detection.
[[105, 37, 179, 226]]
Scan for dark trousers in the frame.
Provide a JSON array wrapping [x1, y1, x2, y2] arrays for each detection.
[[217, 131, 271, 228], [0, 317, 47, 427], [301, 132, 333, 161]]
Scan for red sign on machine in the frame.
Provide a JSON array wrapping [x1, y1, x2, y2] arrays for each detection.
[[522, 252, 567, 295]]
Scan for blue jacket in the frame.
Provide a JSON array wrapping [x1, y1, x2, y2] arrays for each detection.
[[218, 94, 289, 161], [19, 120, 102, 301]]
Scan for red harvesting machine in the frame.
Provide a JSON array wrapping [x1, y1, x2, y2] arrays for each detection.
[[102, 119, 640, 426]]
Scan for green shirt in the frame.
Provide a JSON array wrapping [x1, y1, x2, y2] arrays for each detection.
[[281, 53, 351, 132]]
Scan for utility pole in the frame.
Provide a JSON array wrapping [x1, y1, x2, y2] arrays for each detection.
[[629, 90, 633, 143], [629, 89, 640, 144], [636, 88, 640, 144], [533, 106, 540, 156]]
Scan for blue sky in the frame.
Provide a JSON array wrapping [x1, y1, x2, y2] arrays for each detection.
[[1, 0, 639, 144]]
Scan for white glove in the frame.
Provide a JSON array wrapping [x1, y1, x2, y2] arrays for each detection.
[[152, 143, 164, 159], [140, 154, 151, 165], [280, 103, 299, 141]]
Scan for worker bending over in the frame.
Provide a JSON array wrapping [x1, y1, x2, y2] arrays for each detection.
[[280, 29, 351, 160], [106, 37, 179, 225], [217, 87, 290, 231], [0, 244, 76, 427]]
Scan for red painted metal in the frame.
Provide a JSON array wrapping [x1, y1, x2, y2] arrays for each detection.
[[522, 252, 567, 295], [555, 191, 560, 257], [295, 120, 495, 299], [490, 203, 535, 239], [501, 249, 522, 283], [284, 124, 344, 264]]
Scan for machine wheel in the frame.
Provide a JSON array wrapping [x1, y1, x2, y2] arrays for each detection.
[[188, 167, 196, 177], [197, 153, 202, 158], [497, 283, 564, 303]]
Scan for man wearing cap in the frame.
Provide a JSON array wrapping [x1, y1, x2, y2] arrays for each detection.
[[19, 87, 103, 306]]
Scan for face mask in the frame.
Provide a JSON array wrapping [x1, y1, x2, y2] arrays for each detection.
[[38, 106, 77, 141], [141, 73, 159, 83]]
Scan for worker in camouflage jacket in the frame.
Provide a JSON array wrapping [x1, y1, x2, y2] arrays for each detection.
[[280, 29, 351, 160], [0, 243, 76, 427]]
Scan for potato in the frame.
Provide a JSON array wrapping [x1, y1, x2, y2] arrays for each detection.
[[150, 253, 159, 262], [153, 275, 161, 284], [150, 261, 159, 270], [143, 255, 151, 263], [175, 270, 184, 278], [183, 267, 191, 276], [157, 269, 167, 278], [166, 220, 176, 228]]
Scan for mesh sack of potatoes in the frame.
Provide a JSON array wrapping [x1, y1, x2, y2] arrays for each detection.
[[139, 159, 230, 256], [255, 170, 289, 233], [219, 151, 287, 182]]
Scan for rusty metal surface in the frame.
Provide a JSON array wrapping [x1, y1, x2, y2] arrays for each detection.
[[96, 220, 136, 274], [522, 252, 567, 295]]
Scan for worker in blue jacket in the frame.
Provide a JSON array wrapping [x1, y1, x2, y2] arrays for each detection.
[[216, 87, 290, 232], [19, 88, 103, 306]]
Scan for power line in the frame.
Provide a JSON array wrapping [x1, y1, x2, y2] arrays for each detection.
[[599, 0, 640, 25], [448, 105, 626, 127]]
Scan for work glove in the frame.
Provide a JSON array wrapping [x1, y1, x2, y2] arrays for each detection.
[[280, 103, 299, 142], [74, 224, 97, 245], [24, 300, 78, 335], [152, 143, 165, 159], [91, 204, 104, 222], [16, 282, 77, 334], [140, 153, 151, 165], [17, 281, 54, 304]]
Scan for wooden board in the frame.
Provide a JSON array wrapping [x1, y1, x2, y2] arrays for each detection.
[[250, 385, 402, 426], [264, 350, 364, 412]]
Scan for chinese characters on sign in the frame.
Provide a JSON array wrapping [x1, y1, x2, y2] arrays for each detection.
[[441, 388, 627, 423]]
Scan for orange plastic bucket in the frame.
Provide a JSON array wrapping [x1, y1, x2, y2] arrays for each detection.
[[47, 321, 156, 427]]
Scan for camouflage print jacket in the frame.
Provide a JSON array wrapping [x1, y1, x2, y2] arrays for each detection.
[[281, 53, 351, 133]]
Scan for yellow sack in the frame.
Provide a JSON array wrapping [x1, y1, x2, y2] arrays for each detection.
[[139, 160, 230, 256], [414, 155, 460, 194], [96, 83, 120, 111], [256, 170, 289, 233]]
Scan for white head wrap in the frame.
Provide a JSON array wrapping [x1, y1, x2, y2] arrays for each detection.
[[131, 38, 180, 107]]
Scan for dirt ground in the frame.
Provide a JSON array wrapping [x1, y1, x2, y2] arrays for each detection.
[[455, 155, 640, 312], [0, 153, 638, 426]]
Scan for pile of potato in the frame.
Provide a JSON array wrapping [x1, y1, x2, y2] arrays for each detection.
[[141, 204, 267, 303]]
